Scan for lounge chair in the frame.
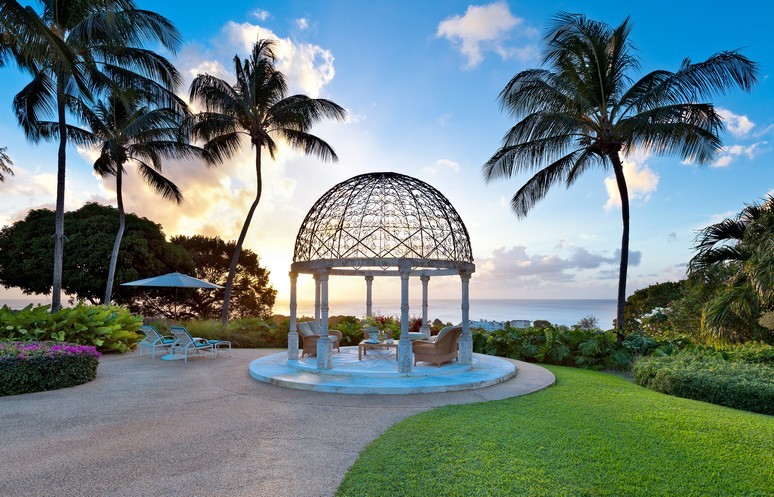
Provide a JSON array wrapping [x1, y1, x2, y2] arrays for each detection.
[[169, 326, 232, 364], [138, 325, 176, 358], [297, 321, 342, 358], [412, 325, 462, 366]]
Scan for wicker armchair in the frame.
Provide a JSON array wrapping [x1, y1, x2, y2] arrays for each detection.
[[298, 321, 342, 358], [412, 326, 462, 366]]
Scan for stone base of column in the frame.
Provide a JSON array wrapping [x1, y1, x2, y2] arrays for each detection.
[[397, 338, 413, 372], [316, 336, 333, 370], [287, 331, 299, 361], [458, 333, 473, 365]]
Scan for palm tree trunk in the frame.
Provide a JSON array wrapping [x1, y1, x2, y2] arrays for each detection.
[[52, 80, 67, 312], [221, 147, 263, 327], [104, 168, 125, 304], [610, 153, 630, 344]]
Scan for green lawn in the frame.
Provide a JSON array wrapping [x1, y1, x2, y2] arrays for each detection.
[[337, 366, 773, 497]]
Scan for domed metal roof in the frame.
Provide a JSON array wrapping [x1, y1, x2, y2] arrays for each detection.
[[292, 172, 474, 275]]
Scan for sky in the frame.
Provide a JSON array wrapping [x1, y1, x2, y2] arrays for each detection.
[[0, 0, 772, 309]]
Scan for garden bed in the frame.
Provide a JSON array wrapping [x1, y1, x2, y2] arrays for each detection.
[[0, 341, 101, 396]]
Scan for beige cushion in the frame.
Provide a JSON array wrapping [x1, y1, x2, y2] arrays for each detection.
[[309, 321, 322, 334], [298, 322, 314, 337], [434, 325, 455, 343]]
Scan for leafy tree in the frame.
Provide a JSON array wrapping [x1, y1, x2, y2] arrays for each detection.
[[482, 13, 757, 342], [11, 0, 181, 311], [169, 235, 277, 319], [0, 203, 192, 303], [188, 38, 346, 326], [688, 195, 773, 342], [79, 88, 198, 304], [624, 281, 684, 331], [0, 147, 12, 181]]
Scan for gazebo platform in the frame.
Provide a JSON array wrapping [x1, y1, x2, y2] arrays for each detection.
[[249, 347, 538, 394]]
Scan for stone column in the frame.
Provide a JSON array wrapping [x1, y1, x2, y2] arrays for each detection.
[[420, 274, 430, 336], [397, 266, 413, 372], [316, 269, 333, 370], [365, 275, 374, 317], [287, 271, 299, 361], [314, 273, 321, 323], [458, 270, 473, 365]]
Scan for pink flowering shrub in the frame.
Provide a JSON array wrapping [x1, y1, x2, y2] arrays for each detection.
[[0, 341, 101, 396]]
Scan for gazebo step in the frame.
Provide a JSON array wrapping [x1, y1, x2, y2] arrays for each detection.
[[249, 349, 518, 394]]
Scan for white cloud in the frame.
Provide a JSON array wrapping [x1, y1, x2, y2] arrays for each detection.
[[436, 2, 537, 68], [177, 22, 336, 100], [717, 107, 755, 137], [423, 158, 460, 175], [604, 151, 659, 209], [251, 9, 270, 21], [712, 141, 767, 168], [473, 244, 641, 290], [295, 18, 309, 30]]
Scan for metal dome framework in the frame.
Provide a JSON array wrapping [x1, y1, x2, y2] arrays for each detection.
[[287, 172, 476, 373], [292, 172, 474, 276]]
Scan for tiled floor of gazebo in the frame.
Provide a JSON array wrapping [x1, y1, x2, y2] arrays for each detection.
[[249, 346, 523, 394]]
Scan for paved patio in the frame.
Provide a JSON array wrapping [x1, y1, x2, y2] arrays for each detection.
[[0, 348, 554, 497]]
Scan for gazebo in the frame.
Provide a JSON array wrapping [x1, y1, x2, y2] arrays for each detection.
[[287, 171, 475, 372]]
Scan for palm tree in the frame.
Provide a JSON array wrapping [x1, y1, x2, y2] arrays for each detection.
[[189, 39, 347, 326], [11, 0, 181, 311], [483, 13, 757, 341], [78, 89, 200, 304], [0, 147, 12, 181], [688, 195, 773, 341]]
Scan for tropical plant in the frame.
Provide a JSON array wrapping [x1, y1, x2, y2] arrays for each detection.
[[482, 13, 757, 342], [688, 195, 773, 342], [0, 147, 12, 181], [79, 88, 197, 304], [188, 38, 347, 327], [0, 302, 142, 352], [11, 0, 181, 312]]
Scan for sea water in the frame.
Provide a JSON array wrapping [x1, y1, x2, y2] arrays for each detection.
[[2, 297, 618, 328], [280, 298, 618, 328]]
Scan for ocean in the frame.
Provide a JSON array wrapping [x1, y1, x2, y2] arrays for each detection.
[[276, 298, 618, 328], [2, 297, 618, 328]]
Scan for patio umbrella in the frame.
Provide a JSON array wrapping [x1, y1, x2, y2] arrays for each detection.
[[120, 272, 223, 320]]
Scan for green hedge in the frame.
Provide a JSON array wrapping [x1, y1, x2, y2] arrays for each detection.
[[0, 303, 141, 352], [632, 352, 774, 415], [0, 341, 101, 396], [472, 325, 632, 369]]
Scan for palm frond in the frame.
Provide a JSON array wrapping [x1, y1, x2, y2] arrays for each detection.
[[278, 128, 338, 162], [509, 148, 597, 217], [0, 146, 14, 181], [135, 160, 183, 203], [12, 70, 56, 140], [201, 131, 244, 164], [620, 103, 724, 163], [270, 95, 347, 130]]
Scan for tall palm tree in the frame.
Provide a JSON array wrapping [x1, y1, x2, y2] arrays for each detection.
[[483, 13, 757, 341], [0, 147, 12, 181], [11, 0, 181, 311], [78, 89, 199, 304], [189, 39, 347, 326], [688, 195, 773, 340]]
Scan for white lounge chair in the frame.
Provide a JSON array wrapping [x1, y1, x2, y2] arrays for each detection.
[[169, 326, 216, 364], [138, 325, 176, 358], [169, 326, 232, 363]]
